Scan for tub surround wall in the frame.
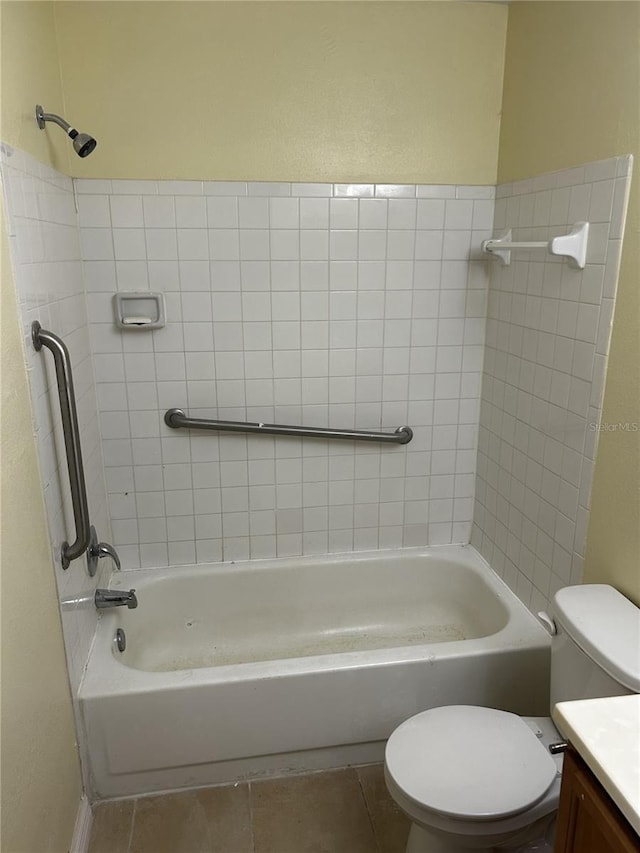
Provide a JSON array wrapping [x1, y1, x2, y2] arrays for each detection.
[[77, 179, 494, 567], [472, 156, 633, 614], [1, 144, 111, 692], [496, 1, 640, 608], [4, 150, 630, 633]]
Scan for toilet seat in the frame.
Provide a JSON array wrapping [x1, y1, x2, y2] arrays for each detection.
[[385, 706, 558, 821]]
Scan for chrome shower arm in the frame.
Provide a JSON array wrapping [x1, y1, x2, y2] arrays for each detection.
[[35, 105, 72, 134]]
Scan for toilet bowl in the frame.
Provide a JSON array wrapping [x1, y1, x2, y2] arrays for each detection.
[[385, 707, 562, 852], [383, 585, 640, 853]]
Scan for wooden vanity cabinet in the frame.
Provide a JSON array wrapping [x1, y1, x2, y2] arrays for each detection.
[[555, 746, 640, 852]]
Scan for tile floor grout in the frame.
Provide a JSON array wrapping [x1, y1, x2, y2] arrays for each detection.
[[125, 798, 137, 853], [246, 780, 256, 853], [100, 762, 381, 807], [356, 768, 383, 853], [89, 763, 409, 853]]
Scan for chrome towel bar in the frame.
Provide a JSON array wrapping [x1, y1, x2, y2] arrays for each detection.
[[164, 408, 413, 445], [32, 321, 91, 568]]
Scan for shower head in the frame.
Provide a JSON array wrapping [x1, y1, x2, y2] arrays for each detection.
[[71, 132, 97, 158], [35, 105, 97, 158]]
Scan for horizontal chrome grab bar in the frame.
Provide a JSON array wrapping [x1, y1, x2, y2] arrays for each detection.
[[32, 321, 92, 569], [164, 408, 413, 445]]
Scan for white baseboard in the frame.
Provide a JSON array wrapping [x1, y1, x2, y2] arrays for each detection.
[[69, 796, 93, 853]]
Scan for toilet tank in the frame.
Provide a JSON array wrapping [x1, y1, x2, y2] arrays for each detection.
[[550, 584, 640, 711]]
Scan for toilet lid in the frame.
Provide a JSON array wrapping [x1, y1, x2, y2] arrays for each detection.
[[385, 706, 558, 820]]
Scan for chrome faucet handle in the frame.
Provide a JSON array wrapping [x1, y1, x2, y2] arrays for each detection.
[[94, 540, 121, 571], [87, 525, 122, 576]]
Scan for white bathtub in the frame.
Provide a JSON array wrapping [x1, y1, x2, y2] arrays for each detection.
[[80, 545, 550, 798]]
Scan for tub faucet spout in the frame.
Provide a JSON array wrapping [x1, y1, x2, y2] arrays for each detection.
[[95, 588, 138, 609]]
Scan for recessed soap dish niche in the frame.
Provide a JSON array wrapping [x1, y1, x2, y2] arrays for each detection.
[[113, 292, 165, 330]]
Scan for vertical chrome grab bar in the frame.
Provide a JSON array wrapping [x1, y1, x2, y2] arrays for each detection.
[[32, 321, 91, 569]]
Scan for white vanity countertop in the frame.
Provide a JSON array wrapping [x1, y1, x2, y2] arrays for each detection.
[[553, 694, 640, 836]]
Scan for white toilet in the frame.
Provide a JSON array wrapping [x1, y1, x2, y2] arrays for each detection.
[[384, 584, 640, 853]]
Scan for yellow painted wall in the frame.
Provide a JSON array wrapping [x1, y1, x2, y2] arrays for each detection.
[[0, 1, 69, 172], [0, 4, 82, 851], [498, 2, 640, 605], [54, 1, 507, 184]]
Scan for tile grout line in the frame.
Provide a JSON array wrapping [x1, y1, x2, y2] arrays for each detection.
[[355, 768, 382, 853], [247, 780, 257, 853], [126, 797, 138, 853]]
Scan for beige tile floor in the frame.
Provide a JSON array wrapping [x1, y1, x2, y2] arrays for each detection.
[[88, 764, 411, 853]]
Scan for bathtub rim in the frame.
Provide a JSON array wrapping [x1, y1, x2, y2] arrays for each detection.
[[79, 544, 549, 698]]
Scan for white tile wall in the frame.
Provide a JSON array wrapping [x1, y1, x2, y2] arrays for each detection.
[[1, 143, 111, 692], [4, 144, 632, 663], [471, 155, 633, 613], [77, 179, 495, 567], [5, 143, 632, 645]]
